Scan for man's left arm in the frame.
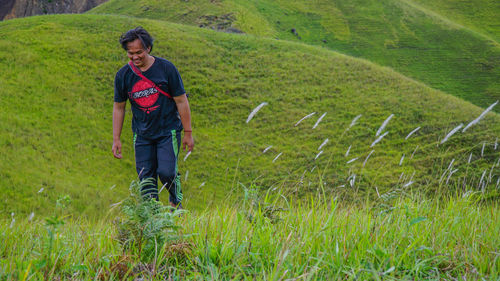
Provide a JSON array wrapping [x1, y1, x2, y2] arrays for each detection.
[[173, 94, 194, 152]]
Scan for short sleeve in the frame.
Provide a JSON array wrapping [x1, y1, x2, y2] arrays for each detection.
[[114, 71, 128, 102], [167, 63, 185, 97]]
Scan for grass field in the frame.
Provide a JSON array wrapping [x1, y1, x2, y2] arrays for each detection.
[[0, 14, 499, 218], [0, 2, 499, 280], [90, 0, 500, 111], [411, 0, 500, 42], [1, 184, 498, 280]]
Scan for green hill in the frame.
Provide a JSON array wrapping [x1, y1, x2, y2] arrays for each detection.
[[90, 0, 500, 112], [411, 0, 500, 42], [0, 14, 499, 217]]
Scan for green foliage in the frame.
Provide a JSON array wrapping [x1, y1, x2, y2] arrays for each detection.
[[4, 193, 497, 279], [239, 183, 285, 224], [90, 0, 500, 111], [116, 179, 185, 262], [33, 195, 71, 280], [411, 0, 500, 41]]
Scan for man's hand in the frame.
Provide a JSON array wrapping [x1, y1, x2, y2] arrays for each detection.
[[112, 102, 126, 159], [182, 132, 194, 152], [112, 139, 123, 159], [173, 94, 194, 152]]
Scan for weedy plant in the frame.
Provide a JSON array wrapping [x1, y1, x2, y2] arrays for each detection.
[[34, 195, 71, 280], [240, 183, 285, 224], [115, 179, 186, 262]]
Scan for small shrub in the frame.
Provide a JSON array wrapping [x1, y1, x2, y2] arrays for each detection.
[[115, 179, 185, 262]]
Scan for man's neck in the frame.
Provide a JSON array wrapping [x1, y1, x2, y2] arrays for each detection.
[[139, 55, 155, 72]]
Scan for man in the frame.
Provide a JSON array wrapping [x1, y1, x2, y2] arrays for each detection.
[[112, 27, 193, 208]]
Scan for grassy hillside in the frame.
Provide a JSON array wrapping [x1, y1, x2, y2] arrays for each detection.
[[90, 0, 500, 112], [411, 0, 500, 42], [0, 14, 499, 218]]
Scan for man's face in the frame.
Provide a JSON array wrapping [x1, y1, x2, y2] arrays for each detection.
[[126, 39, 150, 68]]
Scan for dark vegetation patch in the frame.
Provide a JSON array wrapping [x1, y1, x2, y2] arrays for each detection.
[[197, 13, 243, 33]]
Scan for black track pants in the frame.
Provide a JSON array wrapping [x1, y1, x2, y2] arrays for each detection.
[[134, 130, 183, 204]]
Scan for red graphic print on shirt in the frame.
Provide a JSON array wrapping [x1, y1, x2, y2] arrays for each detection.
[[130, 79, 160, 114]]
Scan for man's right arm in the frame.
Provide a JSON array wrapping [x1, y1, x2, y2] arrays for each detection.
[[112, 101, 126, 159]]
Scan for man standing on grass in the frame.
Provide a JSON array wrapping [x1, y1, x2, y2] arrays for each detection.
[[112, 27, 193, 208]]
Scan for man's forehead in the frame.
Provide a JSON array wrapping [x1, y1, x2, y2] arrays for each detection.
[[127, 39, 146, 51]]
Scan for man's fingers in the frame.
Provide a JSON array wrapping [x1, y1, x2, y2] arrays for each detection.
[[112, 144, 122, 159]]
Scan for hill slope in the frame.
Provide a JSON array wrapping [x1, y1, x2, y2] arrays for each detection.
[[90, 0, 500, 112], [411, 0, 500, 42], [0, 14, 499, 217]]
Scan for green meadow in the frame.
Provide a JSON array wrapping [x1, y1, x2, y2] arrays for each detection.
[[1, 14, 498, 217], [411, 0, 500, 41], [90, 0, 500, 111], [0, 0, 499, 279]]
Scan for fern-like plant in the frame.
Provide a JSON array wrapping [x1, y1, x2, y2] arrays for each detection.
[[116, 179, 185, 262]]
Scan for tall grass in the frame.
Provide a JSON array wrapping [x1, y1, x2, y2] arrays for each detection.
[[1, 185, 498, 280]]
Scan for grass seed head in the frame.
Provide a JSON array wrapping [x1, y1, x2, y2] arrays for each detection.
[[376, 114, 394, 137], [363, 150, 375, 167], [347, 157, 358, 164], [246, 102, 268, 123], [371, 131, 389, 147], [312, 112, 327, 129], [440, 124, 463, 144], [315, 150, 323, 160], [405, 126, 421, 140], [318, 138, 329, 150], [183, 150, 191, 161], [348, 114, 362, 130], [345, 145, 352, 157], [263, 145, 273, 153], [462, 100, 498, 132], [273, 152, 283, 163], [294, 112, 316, 126]]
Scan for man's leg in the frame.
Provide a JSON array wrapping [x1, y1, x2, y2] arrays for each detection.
[[134, 134, 159, 200], [156, 130, 183, 207]]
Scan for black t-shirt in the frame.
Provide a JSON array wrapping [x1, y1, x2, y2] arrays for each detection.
[[114, 56, 185, 137]]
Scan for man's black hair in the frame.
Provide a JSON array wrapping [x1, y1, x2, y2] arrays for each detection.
[[119, 27, 154, 52]]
